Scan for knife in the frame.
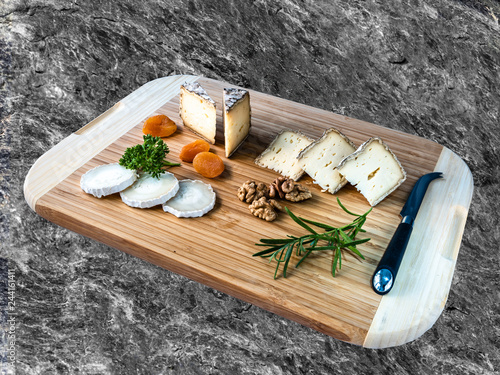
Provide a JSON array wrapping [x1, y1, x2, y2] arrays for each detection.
[[371, 172, 443, 295]]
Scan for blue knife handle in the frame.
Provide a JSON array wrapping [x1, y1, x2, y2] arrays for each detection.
[[371, 222, 413, 295]]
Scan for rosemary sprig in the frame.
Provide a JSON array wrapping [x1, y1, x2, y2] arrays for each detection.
[[253, 198, 372, 279]]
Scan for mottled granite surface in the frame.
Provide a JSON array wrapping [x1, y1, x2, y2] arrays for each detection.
[[1, 0, 499, 373]]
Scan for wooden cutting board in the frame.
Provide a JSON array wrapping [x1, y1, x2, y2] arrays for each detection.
[[24, 75, 473, 348]]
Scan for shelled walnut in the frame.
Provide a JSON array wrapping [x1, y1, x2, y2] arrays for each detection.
[[237, 177, 312, 222], [269, 177, 312, 202], [237, 180, 269, 204], [248, 197, 283, 222]]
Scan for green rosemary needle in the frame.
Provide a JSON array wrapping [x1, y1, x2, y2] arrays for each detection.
[[253, 198, 372, 279]]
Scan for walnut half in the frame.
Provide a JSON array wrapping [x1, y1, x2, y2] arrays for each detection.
[[269, 177, 312, 202], [249, 197, 284, 222], [237, 180, 269, 204]]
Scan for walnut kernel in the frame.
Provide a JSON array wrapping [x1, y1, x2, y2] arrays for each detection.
[[237, 180, 269, 204], [249, 197, 283, 222], [269, 177, 312, 202]]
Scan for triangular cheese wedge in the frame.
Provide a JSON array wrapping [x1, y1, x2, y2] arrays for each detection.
[[179, 82, 216, 144], [255, 130, 313, 181], [337, 137, 406, 206], [297, 128, 356, 194], [223, 88, 251, 157]]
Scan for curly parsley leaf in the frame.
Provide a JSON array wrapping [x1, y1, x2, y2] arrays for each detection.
[[119, 135, 180, 178]]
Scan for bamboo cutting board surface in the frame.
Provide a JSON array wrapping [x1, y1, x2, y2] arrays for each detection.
[[24, 75, 473, 348]]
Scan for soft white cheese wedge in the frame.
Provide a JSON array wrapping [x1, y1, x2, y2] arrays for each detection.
[[163, 180, 216, 218], [255, 130, 313, 181], [120, 172, 179, 208], [179, 82, 217, 144], [80, 163, 137, 198], [223, 88, 251, 157], [297, 128, 356, 194], [337, 137, 406, 206]]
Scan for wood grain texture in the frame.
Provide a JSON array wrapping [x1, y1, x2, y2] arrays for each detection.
[[363, 147, 473, 348], [23, 75, 199, 211], [24, 76, 473, 347]]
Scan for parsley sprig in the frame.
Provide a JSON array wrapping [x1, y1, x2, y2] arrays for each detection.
[[119, 135, 180, 178], [253, 198, 372, 279]]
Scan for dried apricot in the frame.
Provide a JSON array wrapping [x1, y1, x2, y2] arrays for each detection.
[[142, 114, 177, 137], [193, 152, 225, 178], [179, 139, 211, 162]]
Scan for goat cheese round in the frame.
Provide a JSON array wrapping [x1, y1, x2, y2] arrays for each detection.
[[163, 180, 216, 218], [120, 172, 179, 208], [80, 163, 137, 198]]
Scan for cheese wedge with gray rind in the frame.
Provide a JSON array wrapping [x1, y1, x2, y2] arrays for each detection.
[[163, 180, 216, 218], [80, 163, 137, 198], [223, 88, 251, 157], [337, 137, 406, 206], [255, 130, 314, 181], [120, 172, 179, 208], [179, 82, 217, 144], [297, 128, 356, 194]]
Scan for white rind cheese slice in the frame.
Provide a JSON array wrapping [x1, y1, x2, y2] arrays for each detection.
[[297, 128, 356, 194], [163, 179, 216, 218], [179, 82, 217, 144], [120, 172, 179, 208], [337, 137, 406, 206], [80, 163, 137, 198], [223, 88, 251, 157], [255, 130, 314, 181]]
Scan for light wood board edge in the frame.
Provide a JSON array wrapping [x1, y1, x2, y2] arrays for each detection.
[[24, 75, 474, 348], [23, 75, 199, 211], [363, 147, 473, 348]]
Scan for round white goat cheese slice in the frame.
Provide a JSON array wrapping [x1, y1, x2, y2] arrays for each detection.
[[80, 163, 137, 198], [163, 180, 216, 218], [120, 172, 179, 208]]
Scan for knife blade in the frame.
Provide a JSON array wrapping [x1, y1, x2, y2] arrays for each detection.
[[371, 172, 443, 295]]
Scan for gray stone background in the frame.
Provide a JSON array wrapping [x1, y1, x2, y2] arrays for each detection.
[[1, 0, 499, 374]]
